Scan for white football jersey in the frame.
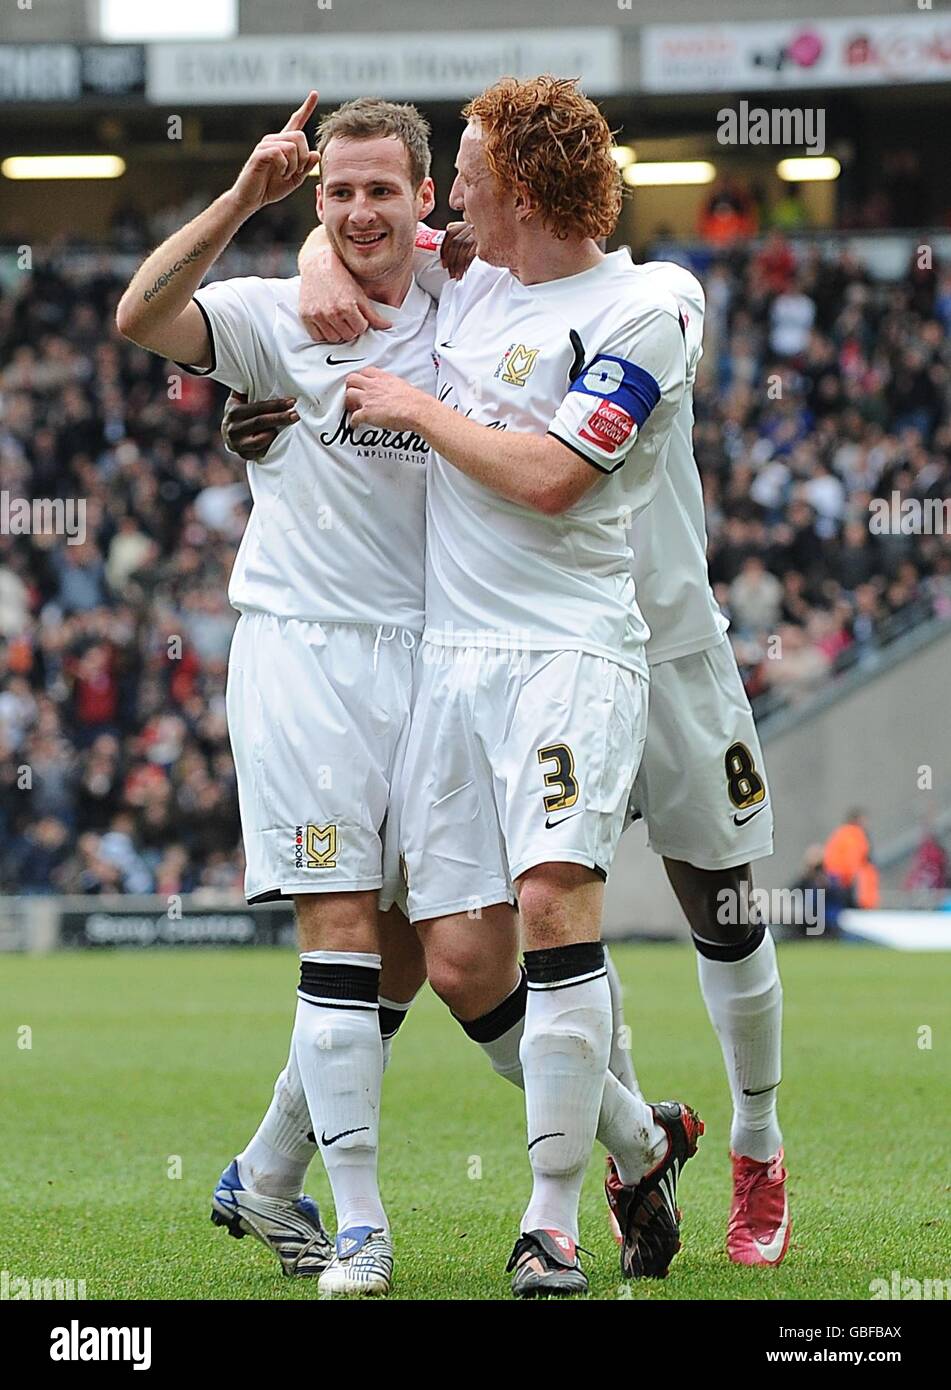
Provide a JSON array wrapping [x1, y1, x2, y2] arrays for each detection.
[[424, 252, 687, 671], [185, 276, 437, 629], [628, 261, 730, 664]]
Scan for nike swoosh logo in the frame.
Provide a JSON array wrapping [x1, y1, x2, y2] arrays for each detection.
[[733, 805, 766, 826], [527, 1132, 565, 1151], [545, 811, 581, 829], [326, 355, 366, 366], [321, 1126, 369, 1146], [743, 1082, 780, 1097], [439, 340, 455, 349], [752, 1195, 789, 1263]]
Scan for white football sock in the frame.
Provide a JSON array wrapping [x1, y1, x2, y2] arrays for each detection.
[[604, 946, 641, 1098], [475, 1009, 663, 1187], [467, 954, 664, 1191], [695, 928, 783, 1163], [379, 993, 415, 1072], [520, 948, 612, 1242], [294, 950, 387, 1234], [236, 1043, 316, 1198], [597, 1072, 666, 1184], [480, 1016, 526, 1083]]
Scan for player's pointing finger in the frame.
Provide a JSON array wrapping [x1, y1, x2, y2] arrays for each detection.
[[283, 90, 319, 133]]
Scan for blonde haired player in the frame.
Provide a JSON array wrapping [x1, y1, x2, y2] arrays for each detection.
[[117, 92, 441, 1296]]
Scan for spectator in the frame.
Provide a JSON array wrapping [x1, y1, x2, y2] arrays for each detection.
[[792, 843, 855, 938], [69, 642, 119, 743], [903, 829, 949, 893], [0, 674, 36, 751], [770, 184, 809, 233], [730, 555, 783, 635], [698, 179, 758, 245], [98, 811, 153, 894], [106, 516, 156, 594], [754, 231, 797, 293], [0, 561, 29, 637], [51, 542, 107, 614], [836, 520, 878, 591], [824, 810, 880, 909], [8, 816, 71, 893], [760, 622, 830, 700], [770, 285, 817, 358]]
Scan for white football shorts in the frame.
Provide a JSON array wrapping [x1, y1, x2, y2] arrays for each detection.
[[226, 612, 416, 905], [398, 643, 649, 923], [628, 636, 774, 870]]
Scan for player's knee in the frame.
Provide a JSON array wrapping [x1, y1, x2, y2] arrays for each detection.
[[425, 952, 484, 1016], [667, 861, 758, 946], [425, 954, 464, 1011], [294, 891, 377, 953], [517, 867, 575, 941], [427, 949, 512, 1020], [705, 918, 759, 948]]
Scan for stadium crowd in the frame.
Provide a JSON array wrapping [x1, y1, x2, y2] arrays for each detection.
[[1, 216, 950, 895]]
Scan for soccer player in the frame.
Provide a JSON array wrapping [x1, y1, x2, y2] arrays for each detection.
[[350, 251, 787, 1273], [337, 79, 705, 1295], [293, 109, 788, 1274], [616, 259, 788, 1267], [115, 93, 443, 1296]]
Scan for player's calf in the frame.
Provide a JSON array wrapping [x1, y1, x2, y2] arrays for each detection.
[[665, 858, 787, 1261]]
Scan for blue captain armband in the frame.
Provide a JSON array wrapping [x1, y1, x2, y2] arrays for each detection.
[[568, 354, 661, 424]]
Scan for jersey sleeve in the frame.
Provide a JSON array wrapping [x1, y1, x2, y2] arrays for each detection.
[[412, 225, 451, 302], [178, 277, 278, 395], [547, 305, 686, 474], [642, 260, 706, 387]]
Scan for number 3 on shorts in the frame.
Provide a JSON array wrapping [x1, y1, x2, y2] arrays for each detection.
[[537, 743, 579, 813], [724, 741, 766, 810]]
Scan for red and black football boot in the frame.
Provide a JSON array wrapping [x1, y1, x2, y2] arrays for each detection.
[[506, 1228, 589, 1298], [605, 1100, 704, 1279]]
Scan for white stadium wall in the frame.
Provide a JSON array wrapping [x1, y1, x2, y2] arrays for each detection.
[[0, 0, 889, 43], [603, 622, 951, 937]]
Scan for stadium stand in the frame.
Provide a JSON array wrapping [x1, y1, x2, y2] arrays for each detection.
[[1, 224, 949, 894]]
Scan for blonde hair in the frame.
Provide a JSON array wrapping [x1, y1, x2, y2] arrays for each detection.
[[315, 98, 431, 188]]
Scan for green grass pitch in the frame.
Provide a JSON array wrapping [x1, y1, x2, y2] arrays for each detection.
[[2, 943, 947, 1301]]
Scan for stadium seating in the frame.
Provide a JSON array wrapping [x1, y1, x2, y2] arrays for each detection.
[[1, 230, 949, 894]]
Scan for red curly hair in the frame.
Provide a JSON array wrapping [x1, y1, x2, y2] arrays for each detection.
[[462, 76, 621, 242]]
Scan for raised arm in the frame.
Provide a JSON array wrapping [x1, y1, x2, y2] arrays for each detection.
[[116, 92, 320, 365]]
